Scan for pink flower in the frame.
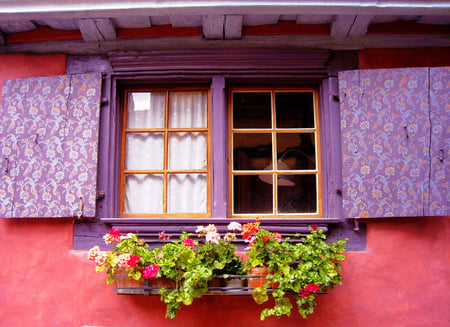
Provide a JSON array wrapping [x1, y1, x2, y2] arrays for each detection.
[[94, 252, 107, 266], [182, 238, 196, 247], [88, 246, 101, 261], [117, 253, 131, 268], [143, 264, 160, 279], [103, 228, 122, 244]]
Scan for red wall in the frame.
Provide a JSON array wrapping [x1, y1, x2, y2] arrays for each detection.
[[0, 52, 449, 327]]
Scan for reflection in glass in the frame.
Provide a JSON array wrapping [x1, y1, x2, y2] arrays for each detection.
[[278, 175, 317, 213], [124, 174, 163, 213], [125, 133, 164, 170], [127, 92, 165, 128], [233, 92, 272, 129], [275, 92, 315, 128], [276, 133, 316, 170], [233, 133, 272, 170], [233, 175, 273, 214]]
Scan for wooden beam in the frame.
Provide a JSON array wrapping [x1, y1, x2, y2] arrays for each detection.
[[113, 16, 151, 29], [0, 20, 36, 33], [203, 15, 224, 39], [348, 15, 374, 37], [225, 15, 243, 40], [1, 34, 449, 55], [170, 15, 202, 28], [41, 18, 79, 30], [330, 15, 355, 37], [78, 18, 116, 41], [244, 15, 280, 26]]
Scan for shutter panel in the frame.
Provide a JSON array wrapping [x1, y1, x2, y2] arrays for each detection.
[[429, 67, 450, 216], [0, 73, 102, 218], [339, 67, 449, 218]]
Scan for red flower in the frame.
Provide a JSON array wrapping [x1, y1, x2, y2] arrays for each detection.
[[109, 228, 121, 237], [310, 224, 318, 231], [127, 254, 141, 268], [299, 283, 321, 298], [182, 238, 195, 247]]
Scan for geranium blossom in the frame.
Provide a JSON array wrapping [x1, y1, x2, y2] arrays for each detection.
[[88, 246, 101, 261], [127, 254, 141, 268], [143, 264, 160, 279], [299, 283, 321, 298], [227, 221, 242, 231], [241, 220, 259, 240], [117, 253, 132, 268], [103, 228, 121, 244], [205, 231, 220, 244], [310, 224, 318, 231], [182, 238, 195, 247]]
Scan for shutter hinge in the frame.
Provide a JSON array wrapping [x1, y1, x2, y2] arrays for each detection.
[[96, 191, 105, 200]]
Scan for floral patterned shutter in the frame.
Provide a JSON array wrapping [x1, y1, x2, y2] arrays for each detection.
[[0, 73, 102, 218], [339, 67, 449, 218]]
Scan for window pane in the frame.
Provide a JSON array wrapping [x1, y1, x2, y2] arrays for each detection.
[[233, 92, 272, 128], [127, 92, 165, 128], [278, 175, 317, 213], [275, 92, 315, 128], [233, 175, 273, 214], [125, 133, 164, 170], [233, 133, 272, 170], [169, 91, 207, 128], [168, 174, 207, 213], [277, 133, 316, 170], [124, 174, 163, 213], [169, 132, 207, 170]]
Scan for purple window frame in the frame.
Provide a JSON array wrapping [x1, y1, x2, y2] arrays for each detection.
[[71, 50, 365, 251]]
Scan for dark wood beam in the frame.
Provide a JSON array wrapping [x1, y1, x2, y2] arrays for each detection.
[[1, 34, 449, 55]]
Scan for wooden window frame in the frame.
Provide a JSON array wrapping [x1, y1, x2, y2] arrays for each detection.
[[228, 88, 322, 218], [120, 87, 212, 217]]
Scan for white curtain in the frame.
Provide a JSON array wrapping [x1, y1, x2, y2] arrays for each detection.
[[124, 91, 207, 214]]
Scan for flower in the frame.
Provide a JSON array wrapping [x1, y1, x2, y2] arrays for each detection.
[[127, 254, 141, 268], [227, 222, 242, 231], [117, 253, 132, 268], [205, 231, 220, 244], [87, 246, 108, 266], [310, 224, 318, 231], [143, 264, 160, 279], [103, 228, 121, 244], [299, 283, 321, 298], [182, 238, 196, 247], [159, 231, 172, 241]]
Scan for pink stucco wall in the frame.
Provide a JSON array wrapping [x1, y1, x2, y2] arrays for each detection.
[[0, 53, 449, 327]]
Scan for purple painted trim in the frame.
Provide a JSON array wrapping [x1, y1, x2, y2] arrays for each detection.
[[211, 76, 228, 217]]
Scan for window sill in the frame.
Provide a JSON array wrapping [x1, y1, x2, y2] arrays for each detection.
[[101, 217, 342, 249]]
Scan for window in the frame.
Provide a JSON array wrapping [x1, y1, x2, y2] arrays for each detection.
[[229, 89, 321, 217], [121, 88, 211, 217]]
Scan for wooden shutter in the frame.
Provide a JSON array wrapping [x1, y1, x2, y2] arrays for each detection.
[[339, 67, 449, 218], [429, 67, 450, 216], [0, 73, 102, 218]]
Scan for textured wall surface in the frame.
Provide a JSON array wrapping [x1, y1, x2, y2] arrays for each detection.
[[0, 52, 449, 327]]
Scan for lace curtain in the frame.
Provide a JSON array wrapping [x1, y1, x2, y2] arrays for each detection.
[[124, 91, 207, 214]]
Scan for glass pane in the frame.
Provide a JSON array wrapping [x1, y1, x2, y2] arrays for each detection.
[[233, 92, 272, 129], [275, 92, 315, 128], [233, 133, 272, 170], [127, 92, 165, 128], [169, 132, 207, 170], [276, 133, 316, 170], [278, 175, 317, 213], [168, 174, 207, 213], [233, 175, 273, 214], [125, 133, 164, 170], [169, 91, 207, 128], [124, 174, 163, 213]]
